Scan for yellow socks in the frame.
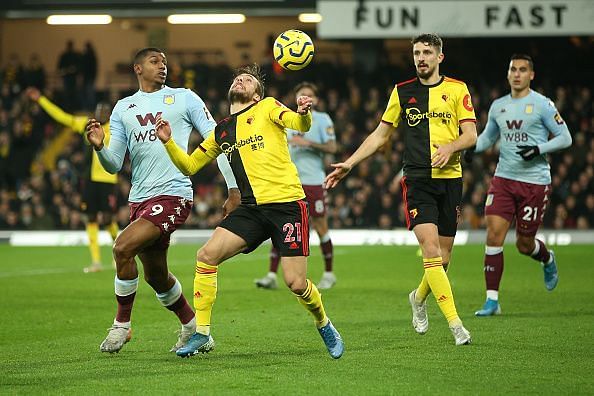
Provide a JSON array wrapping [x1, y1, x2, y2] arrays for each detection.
[[295, 279, 328, 328], [415, 261, 450, 303], [423, 257, 460, 325], [107, 221, 119, 241], [86, 222, 100, 264], [193, 261, 218, 335]]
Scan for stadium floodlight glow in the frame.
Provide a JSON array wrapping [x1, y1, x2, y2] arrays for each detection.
[[167, 14, 246, 24], [298, 13, 322, 23], [46, 15, 112, 25]]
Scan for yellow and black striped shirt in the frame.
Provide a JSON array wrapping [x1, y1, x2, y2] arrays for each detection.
[[166, 97, 312, 205], [382, 76, 476, 179]]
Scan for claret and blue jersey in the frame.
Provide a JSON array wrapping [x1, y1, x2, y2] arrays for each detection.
[[100, 86, 216, 202], [476, 89, 572, 185]]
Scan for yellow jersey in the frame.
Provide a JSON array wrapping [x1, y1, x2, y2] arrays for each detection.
[[382, 76, 476, 179], [166, 97, 312, 205], [38, 96, 117, 184]]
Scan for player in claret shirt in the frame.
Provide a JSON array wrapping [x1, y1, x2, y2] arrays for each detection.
[[156, 64, 344, 359], [85, 47, 239, 354], [467, 54, 572, 317]]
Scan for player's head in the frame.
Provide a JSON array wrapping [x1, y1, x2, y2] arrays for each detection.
[[228, 63, 265, 104], [94, 102, 111, 124], [133, 47, 167, 86], [294, 82, 318, 107], [507, 54, 534, 92], [411, 33, 444, 80]]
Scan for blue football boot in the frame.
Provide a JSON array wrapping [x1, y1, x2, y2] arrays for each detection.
[[176, 332, 215, 358], [543, 251, 559, 291], [475, 298, 501, 316], [318, 320, 344, 359]]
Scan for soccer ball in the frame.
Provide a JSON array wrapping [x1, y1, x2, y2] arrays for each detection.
[[273, 29, 314, 71]]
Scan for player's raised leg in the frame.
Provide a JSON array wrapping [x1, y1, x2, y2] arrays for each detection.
[[516, 235, 558, 291], [176, 227, 247, 358], [476, 215, 510, 316], [282, 255, 343, 359]]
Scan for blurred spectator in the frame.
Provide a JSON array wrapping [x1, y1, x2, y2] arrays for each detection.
[[23, 53, 46, 91], [57, 40, 80, 111], [80, 42, 98, 110]]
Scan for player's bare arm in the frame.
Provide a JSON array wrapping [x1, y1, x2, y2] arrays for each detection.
[[431, 121, 478, 168], [325, 121, 394, 189], [86, 118, 105, 150]]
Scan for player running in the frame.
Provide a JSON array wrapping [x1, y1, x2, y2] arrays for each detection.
[[85, 47, 239, 353], [469, 54, 572, 316], [155, 64, 344, 359], [254, 82, 337, 290]]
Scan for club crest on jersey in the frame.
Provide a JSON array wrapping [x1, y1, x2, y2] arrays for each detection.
[[441, 94, 448, 102], [163, 94, 175, 105], [247, 116, 254, 124], [524, 104, 533, 114]]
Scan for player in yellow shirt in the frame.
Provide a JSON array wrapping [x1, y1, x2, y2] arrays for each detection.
[[326, 33, 477, 346], [155, 64, 344, 359], [26, 87, 119, 273]]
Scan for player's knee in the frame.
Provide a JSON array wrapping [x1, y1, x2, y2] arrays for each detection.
[[113, 239, 134, 261], [516, 239, 534, 255], [197, 246, 220, 266], [286, 277, 307, 294]]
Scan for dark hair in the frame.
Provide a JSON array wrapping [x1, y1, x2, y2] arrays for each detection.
[[294, 81, 318, 96], [233, 63, 265, 98], [411, 33, 443, 52], [510, 53, 534, 70], [133, 47, 164, 64]]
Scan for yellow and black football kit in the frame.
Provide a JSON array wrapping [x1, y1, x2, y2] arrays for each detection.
[[382, 76, 476, 235], [37, 96, 119, 266], [164, 97, 313, 256]]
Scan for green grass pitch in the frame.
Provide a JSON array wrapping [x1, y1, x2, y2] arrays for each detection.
[[1, 244, 593, 394]]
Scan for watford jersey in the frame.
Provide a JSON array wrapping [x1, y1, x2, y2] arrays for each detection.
[[38, 96, 117, 184], [382, 76, 476, 179], [197, 97, 312, 205]]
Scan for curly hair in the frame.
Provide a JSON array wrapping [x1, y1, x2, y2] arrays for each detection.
[[411, 33, 443, 53], [233, 63, 265, 98]]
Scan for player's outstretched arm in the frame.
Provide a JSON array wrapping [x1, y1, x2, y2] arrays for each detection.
[[26, 87, 86, 132], [325, 121, 394, 189], [156, 115, 218, 176], [272, 96, 313, 132]]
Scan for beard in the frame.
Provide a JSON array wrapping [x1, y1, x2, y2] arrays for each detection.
[[416, 65, 434, 79], [228, 88, 252, 104]]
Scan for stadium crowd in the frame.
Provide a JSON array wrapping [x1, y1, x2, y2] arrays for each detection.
[[0, 37, 592, 231]]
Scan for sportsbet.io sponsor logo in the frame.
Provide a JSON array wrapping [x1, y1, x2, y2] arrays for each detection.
[[405, 107, 452, 127], [220, 134, 265, 162]]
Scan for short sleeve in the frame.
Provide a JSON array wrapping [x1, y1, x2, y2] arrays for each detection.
[[457, 84, 476, 124], [381, 86, 402, 127]]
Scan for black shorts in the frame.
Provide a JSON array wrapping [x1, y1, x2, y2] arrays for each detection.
[[400, 177, 462, 237], [219, 200, 310, 257], [81, 180, 117, 215]]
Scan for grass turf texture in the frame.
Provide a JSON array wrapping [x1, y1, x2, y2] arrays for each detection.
[[1, 244, 593, 395]]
